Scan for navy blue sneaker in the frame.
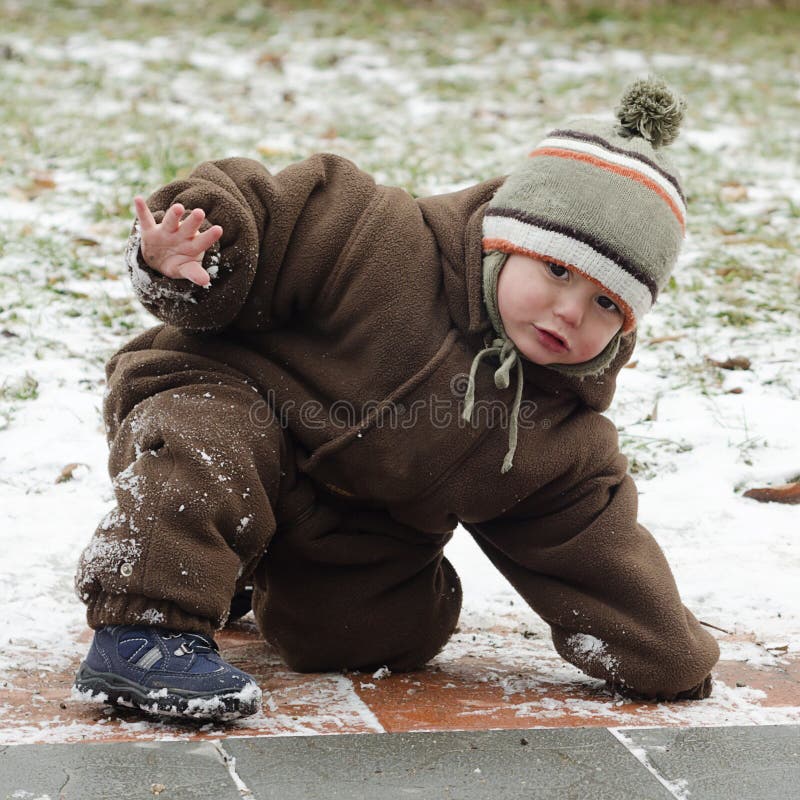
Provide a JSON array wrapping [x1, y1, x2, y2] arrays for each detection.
[[73, 626, 262, 721]]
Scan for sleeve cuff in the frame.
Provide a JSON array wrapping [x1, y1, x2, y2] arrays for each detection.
[[125, 213, 255, 332]]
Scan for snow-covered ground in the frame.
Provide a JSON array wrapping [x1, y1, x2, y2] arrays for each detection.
[[1, 4, 798, 736]]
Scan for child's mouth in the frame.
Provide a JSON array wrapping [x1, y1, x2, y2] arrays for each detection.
[[532, 325, 569, 353]]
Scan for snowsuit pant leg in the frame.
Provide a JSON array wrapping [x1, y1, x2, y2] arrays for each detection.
[[76, 327, 286, 636], [252, 456, 463, 673]]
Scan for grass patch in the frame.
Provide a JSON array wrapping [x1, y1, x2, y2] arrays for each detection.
[[2, 1, 799, 60], [0, 373, 39, 401]]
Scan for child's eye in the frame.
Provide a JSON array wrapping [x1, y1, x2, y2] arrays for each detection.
[[597, 295, 620, 314], [546, 262, 569, 279]]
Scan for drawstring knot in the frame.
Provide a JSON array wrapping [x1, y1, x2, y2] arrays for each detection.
[[462, 337, 525, 474]]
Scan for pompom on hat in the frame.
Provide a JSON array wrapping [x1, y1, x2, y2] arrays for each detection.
[[466, 77, 688, 473]]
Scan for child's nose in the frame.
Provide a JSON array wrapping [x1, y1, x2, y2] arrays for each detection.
[[553, 294, 585, 327]]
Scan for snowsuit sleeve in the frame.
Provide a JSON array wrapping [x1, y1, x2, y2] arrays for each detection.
[[127, 153, 379, 332], [462, 411, 720, 701]]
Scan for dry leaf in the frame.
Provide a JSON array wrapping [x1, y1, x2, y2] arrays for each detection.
[[96, 269, 119, 280], [715, 264, 755, 279], [719, 182, 748, 202], [257, 52, 284, 69], [12, 172, 57, 201], [56, 462, 88, 483], [257, 144, 291, 157], [743, 482, 800, 505], [647, 334, 685, 345], [706, 356, 751, 370], [32, 171, 56, 189], [623, 360, 638, 369]]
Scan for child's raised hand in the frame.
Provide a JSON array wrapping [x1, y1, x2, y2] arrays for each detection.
[[133, 196, 224, 287]]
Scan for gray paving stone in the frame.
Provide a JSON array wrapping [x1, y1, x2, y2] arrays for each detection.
[[622, 724, 800, 800], [225, 727, 675, 799], [0, 740, 240, 800]]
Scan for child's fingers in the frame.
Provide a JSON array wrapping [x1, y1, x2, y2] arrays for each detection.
[[133, 196, 156, 231], [162, 203, 185, 233], [177, 207, 206, 239], [177, 262, 211, 287], [190, 225, 223, 253]]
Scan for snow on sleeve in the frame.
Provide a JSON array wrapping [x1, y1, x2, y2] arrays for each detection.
[[565, 632, 621, 674], [112, 461, 145, 509], [235, 516, 252, 536]]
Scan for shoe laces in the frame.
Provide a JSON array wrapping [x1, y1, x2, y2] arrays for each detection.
[[163, 631, 219, 655]]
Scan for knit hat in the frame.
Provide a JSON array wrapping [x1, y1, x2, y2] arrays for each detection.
[[464, 77, 688, 473]]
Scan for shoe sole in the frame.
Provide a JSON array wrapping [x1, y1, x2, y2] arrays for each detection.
[[73, 663, 262, 721]]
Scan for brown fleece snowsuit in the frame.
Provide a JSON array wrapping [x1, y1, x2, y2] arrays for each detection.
[[76, 153, 719, 699]]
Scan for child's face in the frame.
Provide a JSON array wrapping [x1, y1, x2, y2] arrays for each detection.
[[497, 254, 624, 365]]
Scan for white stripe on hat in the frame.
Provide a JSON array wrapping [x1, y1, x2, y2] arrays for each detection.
[[483, 214, 653, 322], [537, 135, 687, 222]]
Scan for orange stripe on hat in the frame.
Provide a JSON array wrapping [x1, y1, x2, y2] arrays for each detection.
[[529, 146, 686, 233]]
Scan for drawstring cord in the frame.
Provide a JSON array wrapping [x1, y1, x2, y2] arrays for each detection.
[[462, 337, 525, 474]]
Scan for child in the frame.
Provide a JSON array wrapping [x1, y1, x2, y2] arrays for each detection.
[[73, 78, 719, 721]]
